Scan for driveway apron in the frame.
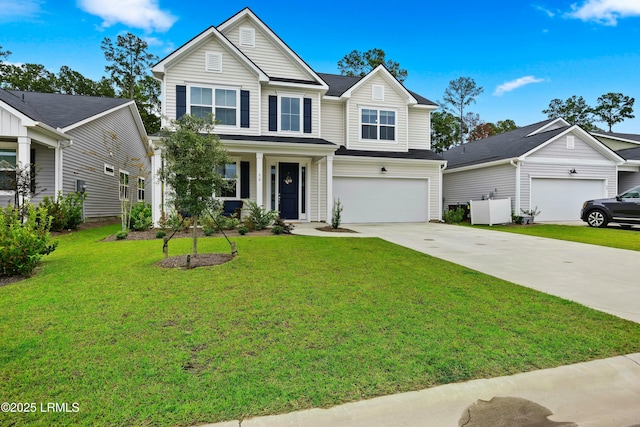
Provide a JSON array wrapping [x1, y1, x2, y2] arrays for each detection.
[[346, 223, 640, 324]]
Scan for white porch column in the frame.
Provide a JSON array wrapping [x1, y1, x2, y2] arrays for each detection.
[[325, 155, 333, 224], [17, 136, 31, 206], [256, 152, 263, 207], [151, 147, 164, 227]]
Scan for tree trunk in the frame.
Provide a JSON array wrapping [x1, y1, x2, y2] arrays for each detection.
[[192, 214, 198, 255]]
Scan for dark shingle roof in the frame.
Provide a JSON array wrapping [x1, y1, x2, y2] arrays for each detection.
[[617, 146, 640, 160], [218, 134, 336, 146], [0, 89, 130, 129], [441, 119, 570, 169], [335, 146, 443, 161], [316, 72, 437, 106]]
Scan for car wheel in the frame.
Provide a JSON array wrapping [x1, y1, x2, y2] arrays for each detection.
[[586, 209, 608, 228]]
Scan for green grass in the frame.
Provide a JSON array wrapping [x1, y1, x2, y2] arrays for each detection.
[[1, 225, 639, 426], [471, 224, 640, 251]]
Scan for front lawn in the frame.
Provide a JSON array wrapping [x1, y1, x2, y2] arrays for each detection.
[[472, 224, 640, 251], [1, 225, 639, 426]]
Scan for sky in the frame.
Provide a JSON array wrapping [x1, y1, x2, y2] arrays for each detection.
[[1, 0, 640, 133]]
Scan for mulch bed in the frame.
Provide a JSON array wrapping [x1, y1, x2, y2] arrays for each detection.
[[316, 226, 357, 233], [0, 275, 28, 288], [157, 253, 235, 269]]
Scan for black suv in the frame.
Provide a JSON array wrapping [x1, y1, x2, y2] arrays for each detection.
[[581, 185, 640, 228]]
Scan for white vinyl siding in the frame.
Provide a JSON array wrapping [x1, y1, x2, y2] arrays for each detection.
[[221, 18, 314, 81], [333, 158, 442, 222], [0, 107, 22, 135], [530, 134, 606, 161], [63, 107, 151, 218], [408, 108, 431, 150], [320, 101, 345, 146], [347, 74, 408, 151], [162, 36, 260, 134], [29, 144, 55, 204], [443, 163, 516, 211]]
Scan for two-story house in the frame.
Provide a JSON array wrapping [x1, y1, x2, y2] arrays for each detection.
[[150, 8, 445, 224]]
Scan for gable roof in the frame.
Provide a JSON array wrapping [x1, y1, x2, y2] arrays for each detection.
[[592, 131, 640, 145], [316, 72, 437, 106], [617, 146, 640, 161], [442, 119, 622, 169]]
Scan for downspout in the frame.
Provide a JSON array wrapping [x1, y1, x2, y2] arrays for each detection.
[[510, 159, 520, 213], [439, 161, 447, 222]]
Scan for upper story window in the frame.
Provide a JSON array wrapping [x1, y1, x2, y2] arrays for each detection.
[[0, 149, 16, 191], [239, 27, 255, 47], [189, 86, 239, 127], [280, 96, 301, 133], [361, 108, 396, 141]]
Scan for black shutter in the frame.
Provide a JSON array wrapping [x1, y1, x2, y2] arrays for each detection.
[[240, 161, 250, 199], [240, 90, 250, 128], [303, 98, 312, 133], [268, 95, 277, 131], [176, 85, 187, 119]]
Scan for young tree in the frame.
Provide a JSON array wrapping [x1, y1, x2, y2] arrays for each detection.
[[430, 111, 461, 153], [101, 33, 160, 133], [338, 48, 408, 82], [442, 77, 484, 145], [159, 115, 230, 256], [542, 95, 596, 131], [594, 92, 635, 132]]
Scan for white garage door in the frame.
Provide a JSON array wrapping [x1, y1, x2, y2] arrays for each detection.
[[531, 178, 606, 221], [333, 177, 429, 223]]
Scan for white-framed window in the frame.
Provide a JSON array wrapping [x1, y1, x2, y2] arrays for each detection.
[[205, 52, 222, 73], [239, 27, 255, 47], [360, 108, 396, 141], [0, 149, 16, 191], [279, 95, 302, 133], [137, 177, 145, 202], [188, 85, 239, 127], [216, 161, 239, 199], [119, 170, 129, 201], [372, 84, 385, 101], [104, 163, 115, 176]]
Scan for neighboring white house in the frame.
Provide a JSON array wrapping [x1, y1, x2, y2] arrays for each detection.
[[0, 89, 151, 218], [591, 131, 640, 192], [441, 118, 625, 222], [150, 7, 445, 224]]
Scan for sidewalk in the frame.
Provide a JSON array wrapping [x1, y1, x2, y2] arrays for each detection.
[[203, 353, 640, 427]]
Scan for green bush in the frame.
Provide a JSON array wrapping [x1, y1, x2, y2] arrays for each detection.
[[243, 200, 278, 231], [129, 203, 153, 231], [331, 199, 343, 229], [155, 230, 167, 239], [166, 211, 187, 232], [271, 225, 284, 235], [39, 191, 86, 231], [238, 226, 248, 235], [0, 204, 57, 277], [443, 207, 465, 224], [115, 230, 128, 240], [201, 211, 239, 233]]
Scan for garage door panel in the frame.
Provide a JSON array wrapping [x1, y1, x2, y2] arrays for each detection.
[[531, 179, 605, 221], [333, 177, 429, 223]]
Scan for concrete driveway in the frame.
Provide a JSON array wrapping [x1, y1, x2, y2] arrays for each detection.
[[344, 222, 640, 323]]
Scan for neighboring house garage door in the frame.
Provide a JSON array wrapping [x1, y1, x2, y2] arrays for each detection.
[[333, 177, 429, 223], [530, 178, 606, 221]]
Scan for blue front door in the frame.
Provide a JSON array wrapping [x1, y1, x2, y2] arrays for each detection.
[[279, 162, 299, 220]]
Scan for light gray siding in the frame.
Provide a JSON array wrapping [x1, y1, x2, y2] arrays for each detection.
[[221, 18, 314, 81], [333, 158, 442, 221], [408, 108, 431, 150], [346, 74, 408, 152], [529, 134, 606, 161], [321, 101, 344, 146], [31, 144, 56, 204], [163, 36, 261, 131], [443, 163, 516, 210], [618, 171, 640, 193], [63, 106, 150, 218]]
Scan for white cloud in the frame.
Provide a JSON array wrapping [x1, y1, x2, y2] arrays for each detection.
[[78, 0, 177, 32], [567, 0, 640, 25], [494, 76, 545, 96], [533, 4, 556, 17], [0, 0, 42, 21]]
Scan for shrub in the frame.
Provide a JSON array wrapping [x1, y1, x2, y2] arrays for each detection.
[[166, 211, 187, 232], [271, 225, 284, 235], [39, 191, 86, 231], [115, 230, 128, 240], [238, 226, 248, 235], [273, 217, 294, 234], [0, 204, 57, 277], [201, 211, 239, 233], [521, 206, 541, 223], [129, 203, 153, 231], [443, 207, 465, 224], [331, 199, 343, 229], [155, 230, 167, 239], [244, 200, 278, 231]]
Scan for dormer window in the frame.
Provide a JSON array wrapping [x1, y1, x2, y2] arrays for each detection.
[[239, 27, 255, 47]]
